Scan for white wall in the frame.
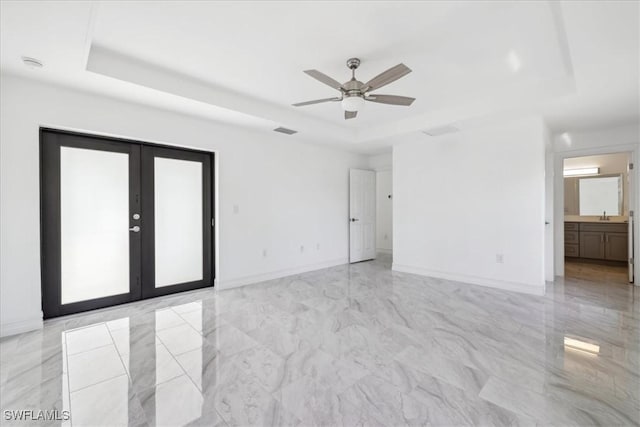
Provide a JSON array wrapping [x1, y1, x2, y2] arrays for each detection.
[[0, 74, 367, 336], [393, 117, 546, 295], [553, 125, 640, 153], [368, 152, 392, 171]]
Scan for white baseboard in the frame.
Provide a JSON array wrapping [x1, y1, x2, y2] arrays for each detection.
[[392, 263, 544, 296], [376, 248, 393, 254], [217, 258, 348, 290], [1, 314, 44, 338]]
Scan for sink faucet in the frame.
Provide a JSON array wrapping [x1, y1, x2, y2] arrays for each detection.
[[599, 211, 610, 221]]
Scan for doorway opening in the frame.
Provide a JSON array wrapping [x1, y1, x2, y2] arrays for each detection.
[[375, 168, 392, 259], [562, 152, 633, 285]]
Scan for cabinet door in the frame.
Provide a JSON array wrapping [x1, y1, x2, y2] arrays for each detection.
[[605, 233, 628, 261], [580, 232, 605, 259]]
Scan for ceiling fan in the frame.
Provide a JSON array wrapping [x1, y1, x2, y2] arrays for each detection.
[[293, 58, 415, 120]]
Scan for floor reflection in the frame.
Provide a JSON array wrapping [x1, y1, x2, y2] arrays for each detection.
[[1, 255, 638, 426], [59, 301, 210, 426]]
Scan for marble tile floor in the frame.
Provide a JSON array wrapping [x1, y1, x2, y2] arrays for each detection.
[[1, 255, 639, 426]]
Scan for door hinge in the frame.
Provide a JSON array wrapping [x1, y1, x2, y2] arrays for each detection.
[[211, 218, 215, 227], [630, 257, 634, 265], [629, 163, 634, 170], [630, 210, 634, 217]]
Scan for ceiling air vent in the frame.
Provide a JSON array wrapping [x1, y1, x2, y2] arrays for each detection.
[[273, 127, 298, 135], [422, 124, 459, 137]]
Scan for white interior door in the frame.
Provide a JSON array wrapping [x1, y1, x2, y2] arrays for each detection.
[[350, 169, 376, 263]]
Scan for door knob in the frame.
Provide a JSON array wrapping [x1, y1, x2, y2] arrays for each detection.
[[350, 218, 359, 222], [129, 226, 141, 232]]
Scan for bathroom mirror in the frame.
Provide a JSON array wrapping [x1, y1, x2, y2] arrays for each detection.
[[578, 175, 623, 216]]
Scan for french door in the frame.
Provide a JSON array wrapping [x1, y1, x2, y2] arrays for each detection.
[[40, 129, 214, 318]]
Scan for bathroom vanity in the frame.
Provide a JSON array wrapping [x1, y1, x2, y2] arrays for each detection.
[[563, 168, 630, 264], [565, 219, 628, 262]]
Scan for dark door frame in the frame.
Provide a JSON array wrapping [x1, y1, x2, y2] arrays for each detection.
[[140, 144, 213, 299], [40, 128, 216, 319]]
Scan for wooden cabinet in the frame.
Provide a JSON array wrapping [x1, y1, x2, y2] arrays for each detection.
[[579, 232, 605, 259], [606, 233, 628, 261], [565, 221, 628, 263], [564, 244, 580, 257], [564, 230, 579, 244], [564, 222, 580, 258]]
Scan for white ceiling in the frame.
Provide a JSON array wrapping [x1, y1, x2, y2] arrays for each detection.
[[1, 1, 638, 153]]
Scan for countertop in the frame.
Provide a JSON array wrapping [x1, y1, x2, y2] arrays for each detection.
[[564, 215, 629, 224]]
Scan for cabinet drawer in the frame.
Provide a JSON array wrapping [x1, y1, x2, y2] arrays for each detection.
[[565, 244, 580, 257], [580, 223, 627, 233], [565, 231, 579, 244], [564, 222, 579, 231]]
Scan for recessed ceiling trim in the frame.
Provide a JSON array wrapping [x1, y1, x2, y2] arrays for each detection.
[[86, 44, 353, 142]]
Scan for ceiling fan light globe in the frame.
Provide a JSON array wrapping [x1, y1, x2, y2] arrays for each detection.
[[341, 96, 365, 112]]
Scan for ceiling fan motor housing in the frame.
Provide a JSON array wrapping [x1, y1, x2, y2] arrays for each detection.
[[346, 58, 361, 70], [343, 79, 364, 93]]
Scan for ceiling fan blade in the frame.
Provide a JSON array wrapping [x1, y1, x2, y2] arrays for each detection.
[[366, 94, 415, 106], [303, 70, 344, 91], [292, 97, 341, 107], [362, 64, 412, 92], [345, 110, 357, 120]]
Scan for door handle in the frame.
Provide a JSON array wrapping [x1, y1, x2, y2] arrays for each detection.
[[129, 226, 141, 233], [350, 218, 359, 222]]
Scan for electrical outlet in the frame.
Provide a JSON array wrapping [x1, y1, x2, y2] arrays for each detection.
[[316, 243, 320, 250], [262, 249, 267, 258], [300, 245, 304, 253], [496, 254, 504, 264]]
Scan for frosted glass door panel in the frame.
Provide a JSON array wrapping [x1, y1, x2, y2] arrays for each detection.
[[154, 158, 203, 287], [60, 147, 130, 304]]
